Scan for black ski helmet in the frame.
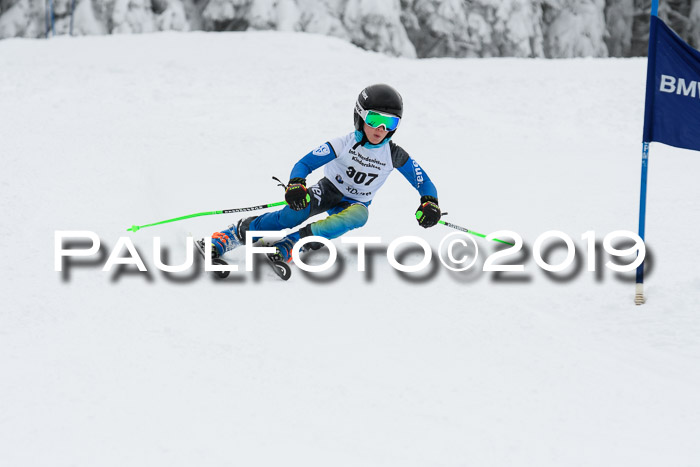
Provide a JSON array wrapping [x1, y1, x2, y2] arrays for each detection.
[[354, 84, 403, 145]]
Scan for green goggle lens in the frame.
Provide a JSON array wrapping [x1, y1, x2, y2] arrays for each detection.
[[364, 111, 400, 131]]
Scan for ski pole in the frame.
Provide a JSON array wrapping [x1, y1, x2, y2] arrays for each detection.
[[439, 219, 514, 246], [127, 201, 288, 232]]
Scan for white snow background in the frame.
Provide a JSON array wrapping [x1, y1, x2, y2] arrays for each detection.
[[1, 31, 700, 466]]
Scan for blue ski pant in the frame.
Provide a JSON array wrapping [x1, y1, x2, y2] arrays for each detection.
[[248, 178, 369, 242]]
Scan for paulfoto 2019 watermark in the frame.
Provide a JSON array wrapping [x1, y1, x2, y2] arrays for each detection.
[[54, 230, 646, 277]]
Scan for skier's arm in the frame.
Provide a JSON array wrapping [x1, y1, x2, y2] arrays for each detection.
[[391, 143, 441, 228], [289, 142, 337, 179], [395, 155, 438, 200], [398, 158, 441, 227]]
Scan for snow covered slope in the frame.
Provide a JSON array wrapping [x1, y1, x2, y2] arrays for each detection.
[[1, 31, 699, 466]]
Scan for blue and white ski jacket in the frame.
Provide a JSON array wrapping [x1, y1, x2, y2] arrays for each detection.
[[290, 131, 438, 204]]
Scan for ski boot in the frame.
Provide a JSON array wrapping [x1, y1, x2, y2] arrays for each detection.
[[211, 216, 257, 258], [267, 236, 296, 263]]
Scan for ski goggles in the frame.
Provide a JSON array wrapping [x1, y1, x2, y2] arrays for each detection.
[[356, 103, 401, 131]]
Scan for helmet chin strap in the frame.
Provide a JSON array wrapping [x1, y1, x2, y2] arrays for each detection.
[[354, 131, 369, 149], [354, 130, 392, 149]]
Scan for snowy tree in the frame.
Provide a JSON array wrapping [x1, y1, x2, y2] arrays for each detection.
[[691, 0, 700, 48], [605, 0, 633, 57], [401, 0, 544, 58], [659, 0, 700, 48], [69, 0, 108, 35], [343, 0, 416, 57], [3, 0, 700, 58], [154, 0, 190, 31], [628, 0, 700, 55], [471, 0, 544, 57], [542, 0, 608, 58], [201, 0, 248, 31], [111, 0, 157, 33], [228, 0, 302, 31], [296, 0, 349, 40], [400, 0, 471, 57], [0, 0, 45, 38]]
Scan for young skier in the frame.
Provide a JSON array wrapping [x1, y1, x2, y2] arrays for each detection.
[[211, 83, 442, 263]]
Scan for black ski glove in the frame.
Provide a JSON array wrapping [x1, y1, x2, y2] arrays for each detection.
[[285, 178, 311, 211], [416, 195, 441, 228]]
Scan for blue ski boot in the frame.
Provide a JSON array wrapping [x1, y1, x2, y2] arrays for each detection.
[[267, 236, 297, 263], [211, 216, 257, 258]]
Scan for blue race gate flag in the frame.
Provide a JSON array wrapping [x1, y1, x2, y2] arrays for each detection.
[[634, 4, 700, 305], [643, 15, 700, 151], [636, 5, 700, 305]]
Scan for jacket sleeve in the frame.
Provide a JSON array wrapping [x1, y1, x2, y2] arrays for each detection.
[[391, 143, 438, 200], [289, 142, 337, 179]]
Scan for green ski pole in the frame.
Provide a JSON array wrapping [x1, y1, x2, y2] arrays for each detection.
[[127, 201, 288, 232], [439, 219, 514, 246]]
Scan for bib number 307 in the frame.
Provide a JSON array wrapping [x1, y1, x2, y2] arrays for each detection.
[[346, 166, 378, 186]]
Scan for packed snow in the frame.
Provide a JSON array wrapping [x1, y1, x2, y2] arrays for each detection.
[[1, 31, 700, 466]]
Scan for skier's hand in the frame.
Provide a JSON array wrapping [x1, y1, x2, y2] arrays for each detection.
[[285, 178, 311, 211], [415, 196, 441, 228]]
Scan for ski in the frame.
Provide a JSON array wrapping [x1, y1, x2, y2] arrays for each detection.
[[265, 254, 292, 280]]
